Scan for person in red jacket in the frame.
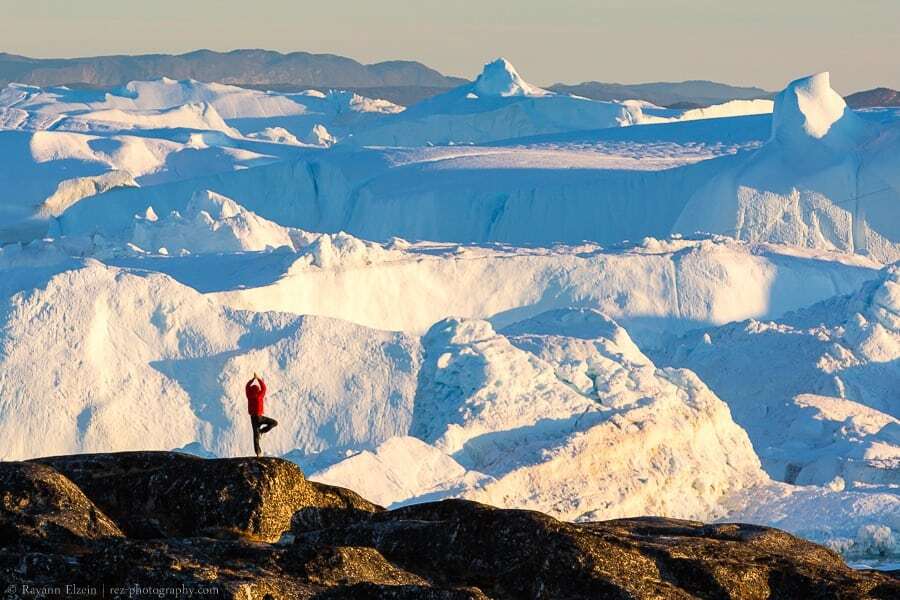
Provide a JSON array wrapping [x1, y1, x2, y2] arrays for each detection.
[[246, 372, 277, 457]]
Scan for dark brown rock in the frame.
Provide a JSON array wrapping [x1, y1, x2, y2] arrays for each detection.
[[2, 452, 896, 600], [0, 461, 122, 547], [298, 499, 900, 600], [284, 545, 427, 587], [311, 584, 490, 599], [31, 451, 378, 542], [0, 536, 312, 599]]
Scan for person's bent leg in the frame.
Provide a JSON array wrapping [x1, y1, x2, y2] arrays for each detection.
[[259, 415, 278, 434]]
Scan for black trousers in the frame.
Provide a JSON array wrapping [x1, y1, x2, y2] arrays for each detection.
[[250, 414, 278, 456]]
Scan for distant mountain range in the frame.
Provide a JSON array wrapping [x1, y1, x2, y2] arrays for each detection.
[[0, 49, 467, 90], [0, 50, 775, 107], [2, 50, 895, 109], [845, 87, 900, 108]]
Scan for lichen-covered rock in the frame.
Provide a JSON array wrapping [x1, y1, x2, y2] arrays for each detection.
[[0, 461, 122, 546], [299, 499, 900, 599], [31, 451, 378, 541], [2, 452, 896, 600], [284, 545, 427, 587], [312, 584, 490, 599], [0, 536, 309, 599]]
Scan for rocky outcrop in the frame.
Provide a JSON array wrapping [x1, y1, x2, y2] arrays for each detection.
[[301, 499, 898, 599], [0, 461, 122, 546], [30, 451, 377, 542], [1, 451, 897, 599]]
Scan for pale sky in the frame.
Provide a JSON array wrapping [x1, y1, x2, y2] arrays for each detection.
[[2, 0, 898, 93]]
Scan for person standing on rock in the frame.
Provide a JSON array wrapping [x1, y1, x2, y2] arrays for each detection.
[[246, 373, 277, 457]]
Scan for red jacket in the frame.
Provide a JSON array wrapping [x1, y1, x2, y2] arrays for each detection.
[[246, 378, 267, 416]]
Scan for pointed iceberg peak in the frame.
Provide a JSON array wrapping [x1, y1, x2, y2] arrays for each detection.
[[772, 71, 868, 149], [472, 58, 552, 98]]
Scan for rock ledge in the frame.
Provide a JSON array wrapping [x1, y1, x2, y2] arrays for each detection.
[[1, 451, 896, 599]]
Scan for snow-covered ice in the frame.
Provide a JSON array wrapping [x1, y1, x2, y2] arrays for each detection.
[[655, 266, 900, 491], [316, 311, 768, 523], [675, 72, 900, 263], [131, 189, 299, 254]]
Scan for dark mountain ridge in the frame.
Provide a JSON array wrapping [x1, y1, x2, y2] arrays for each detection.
[[846, 87, 900, 108], [0, 49, 467, 89]]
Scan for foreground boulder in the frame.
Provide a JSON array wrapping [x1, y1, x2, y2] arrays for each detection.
[[0, 461, 122, 547], [0, 452, 895, 599], [31, 451, 378, 541]]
